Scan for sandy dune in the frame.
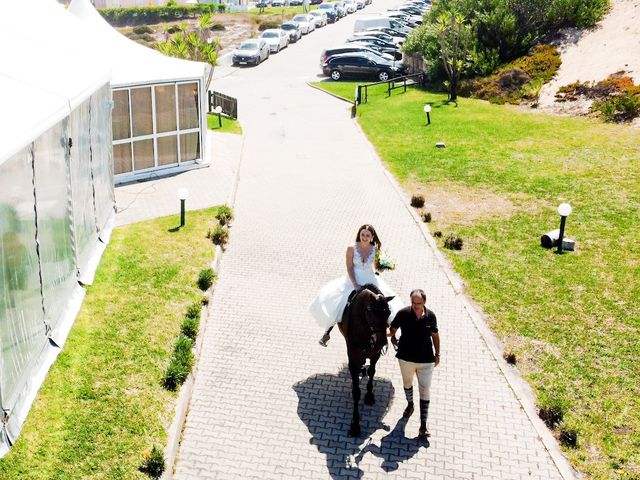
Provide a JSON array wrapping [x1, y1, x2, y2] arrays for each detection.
[[538, 0, 640, 111]]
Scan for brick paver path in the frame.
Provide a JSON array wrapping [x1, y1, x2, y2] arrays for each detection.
[[173, 5, 573, 479]]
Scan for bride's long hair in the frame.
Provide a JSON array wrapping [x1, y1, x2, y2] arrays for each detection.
[[355, 224, 382, 250]]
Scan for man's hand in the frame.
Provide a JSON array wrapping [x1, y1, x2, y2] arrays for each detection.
[[434, 355, 440, 367], [390, 336, 398, 351]]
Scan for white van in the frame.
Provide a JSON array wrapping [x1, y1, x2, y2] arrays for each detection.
[[353, 16, 411, 34]]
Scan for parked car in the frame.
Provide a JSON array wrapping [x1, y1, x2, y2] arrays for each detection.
[[343, 0, 357, 13], [320, 45, 394, 67], [280, 21, 303, 42], [346, 37, 403, 60], [255, 0, 271, 7], [331, 1, 347, 17], [322, 52, 406, 81], [351, 30, 402, 46], [310, 0, 324, 4], [259, 28, 290, 53], [364, 26, 408, 38], [309, 10, 328, 27], [232, 39, 270, 66], [289, 0, 303, 5], [317, 2, 339, 22], [292, 14, 316, 34], [353, 16, 412, 34], [271, 0, 284, 5], [355, 0, 365, 9]]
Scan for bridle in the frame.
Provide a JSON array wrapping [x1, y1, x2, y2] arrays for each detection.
[[364, 299, 390, 355]]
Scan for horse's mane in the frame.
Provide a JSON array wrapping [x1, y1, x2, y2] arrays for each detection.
[[360, 283, 382, 296]]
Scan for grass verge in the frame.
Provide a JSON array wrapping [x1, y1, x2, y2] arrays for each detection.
[[0, 208, 221, 479], [314, 81, 640, 479], [207, 113, 242, 134]]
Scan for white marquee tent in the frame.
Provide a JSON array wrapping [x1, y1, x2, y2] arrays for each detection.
[[0, 0, 114, 456], [69, 0, 213, 184]]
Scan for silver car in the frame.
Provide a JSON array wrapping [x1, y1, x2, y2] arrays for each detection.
[[292, 14, 316, 34], [259, 28, 290, 53], [309, 10, 328, 27], [232, 39, 270, 66]]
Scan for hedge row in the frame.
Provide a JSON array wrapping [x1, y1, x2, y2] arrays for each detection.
[[99, 5, 226, 27]]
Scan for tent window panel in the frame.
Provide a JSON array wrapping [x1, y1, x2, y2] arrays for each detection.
[[178, 83, 199, 130], [131, 87, 153, 137], [180, 132, 200, 162], [113, 143, 133, 175], [112, 90, 131, 141], [155, 85, 177, 133], [157, 136, 178, 166], [133, 139, 155, 170]]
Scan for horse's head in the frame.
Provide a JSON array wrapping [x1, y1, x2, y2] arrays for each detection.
[[365, 293, 394, 332]]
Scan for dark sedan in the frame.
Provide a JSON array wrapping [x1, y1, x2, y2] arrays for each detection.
[[317, 2, 339, 22], [322, 52, 406, 81]]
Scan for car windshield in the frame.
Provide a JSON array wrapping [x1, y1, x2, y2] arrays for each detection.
[[240, 42, 258, 50], [262, 32, 278, 37], [281, 24, 294, 29], [319, 3, 331, 8], [293, 15, 307, 21]]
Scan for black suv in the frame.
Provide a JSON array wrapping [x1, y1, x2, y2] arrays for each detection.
[[322, 52, 406, 81]]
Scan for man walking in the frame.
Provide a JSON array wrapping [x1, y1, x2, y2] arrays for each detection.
[[389, 289, 440, 439]]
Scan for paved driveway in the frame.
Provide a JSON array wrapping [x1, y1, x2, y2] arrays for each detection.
[[174, 3, 573, 479]]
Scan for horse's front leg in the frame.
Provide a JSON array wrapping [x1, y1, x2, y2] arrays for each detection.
[[364, 353, 380, 406], [349, 362, 362, 437]]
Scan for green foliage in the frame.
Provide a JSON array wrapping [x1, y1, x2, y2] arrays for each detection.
[[258, 20, 281, 31], [197, 268, 215, 291], [181, 316, 199, 342], [594, 93, 640, 122], [215, 205, 234, 225], [163, 336, 194, 391], [459, 45, 561, 103], [210, 224, 229, 247], [132, 25, 154, 34], [410, 194, 425, 208], [185, 301, 202, 320], [443, 233, 463, 250], [155, 15, 219, 65], [139, 445, 165, 479], [99, 5, 216, 27], [421, 211, 432, 223]]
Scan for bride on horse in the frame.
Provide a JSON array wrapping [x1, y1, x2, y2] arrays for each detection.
[[310, 224, 403, 346]]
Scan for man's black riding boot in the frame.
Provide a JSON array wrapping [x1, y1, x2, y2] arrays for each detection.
[[419, 399, 430, 438]]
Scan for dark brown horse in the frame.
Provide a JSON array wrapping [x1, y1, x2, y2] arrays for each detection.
[[338, 285, 394, 437]]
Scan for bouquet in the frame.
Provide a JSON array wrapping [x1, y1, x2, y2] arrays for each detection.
[[375, 249, 396, 271]]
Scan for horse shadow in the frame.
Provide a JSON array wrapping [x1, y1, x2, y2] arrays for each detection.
[[293, 365, 402, 479]]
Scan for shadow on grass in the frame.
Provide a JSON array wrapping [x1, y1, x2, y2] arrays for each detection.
[[294, 365, 423, 478]]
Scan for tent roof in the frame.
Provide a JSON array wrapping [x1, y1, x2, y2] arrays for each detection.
[[0, 0, 111, 165], [68, 0, 210, 87]]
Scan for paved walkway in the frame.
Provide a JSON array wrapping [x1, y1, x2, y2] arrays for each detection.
[[167, 5, 575, 479]]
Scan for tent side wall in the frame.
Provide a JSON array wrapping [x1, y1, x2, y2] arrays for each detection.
[[0, 84, 114, 458]]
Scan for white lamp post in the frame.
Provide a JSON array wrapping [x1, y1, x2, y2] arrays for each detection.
[[213, 105, 223, 128], [178, 188, 190, 227], [556, 203, 572, 253]]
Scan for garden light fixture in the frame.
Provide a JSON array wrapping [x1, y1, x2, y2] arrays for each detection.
[[556, 203, 572, 254], [423, 104, 431, 125], [213, 105, 223, 128], [178, 188, 190, 227]]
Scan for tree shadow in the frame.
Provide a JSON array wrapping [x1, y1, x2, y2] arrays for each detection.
[[293, 365, 394, 479]]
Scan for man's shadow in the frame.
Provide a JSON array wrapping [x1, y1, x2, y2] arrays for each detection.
[[293, 365, 396, 479], [355, 416, 427, 472]]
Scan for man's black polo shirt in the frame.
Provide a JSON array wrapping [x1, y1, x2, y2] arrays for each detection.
[[390, 306, 438, 363]]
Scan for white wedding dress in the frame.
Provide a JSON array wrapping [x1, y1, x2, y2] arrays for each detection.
[[309, 245, 404, 329]]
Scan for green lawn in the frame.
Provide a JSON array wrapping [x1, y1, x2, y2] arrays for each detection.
[[314, 81, 640, 479], [0, 208, 220, 479], [207, 113, 242, 134]]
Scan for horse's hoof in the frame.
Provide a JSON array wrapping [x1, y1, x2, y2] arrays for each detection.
[[364, 393, 375, 405]]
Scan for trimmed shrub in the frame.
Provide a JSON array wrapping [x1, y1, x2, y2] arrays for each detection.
[[211, 224, 229, 246], [186, 302, 201, 320], [559, 427, 578, 448], [197, 268, 215, 291], [181, 316, 199, 342], [139, 445, 165, 479], [503, 351, 517, 365], [433, 231, 442, 238], [410, 194, 425, 208], [443, 234, 463, 250], [215, 205, 234, 225], [163, 336, 194, 391], [132, 25, 154, 34], [201, 295, 209, 306], [538, 400, 565, 429], [99, 5, 216, 27], [420, 211, 432, 223]]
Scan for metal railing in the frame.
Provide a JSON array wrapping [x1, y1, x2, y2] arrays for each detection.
[[352, 72, 424, 116], [208, 91, 238, 119]]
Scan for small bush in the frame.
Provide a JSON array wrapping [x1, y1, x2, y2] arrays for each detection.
[[538, 399, 565, 429], [433, 231, 442, 238], [139, 445, 165, 479], [443, 234, 463, 250], [410, 194, 425, 208], [217, 4, 227, 13], [421, 211, 432, 223], [211, 224, 229, 246], [181, 316, 199, 342], [210, 22, 225, 31], [559, 427, 578, 448], [163, 335, 194, 391], [186, 302, 201, 320], [201, 295, 209, 306], [215, 205, 234, 225], [133, 25, 154, 34], [258, 20, 280, 31], [503, 351, 517, 365], [197, 268, 215, 291], [594, 93, 640, 122]]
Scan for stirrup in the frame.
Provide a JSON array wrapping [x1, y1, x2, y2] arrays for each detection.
[[319, 333, 330, 347]]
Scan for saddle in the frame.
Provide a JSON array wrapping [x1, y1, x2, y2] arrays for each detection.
[[341, 283, 381, 323]]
